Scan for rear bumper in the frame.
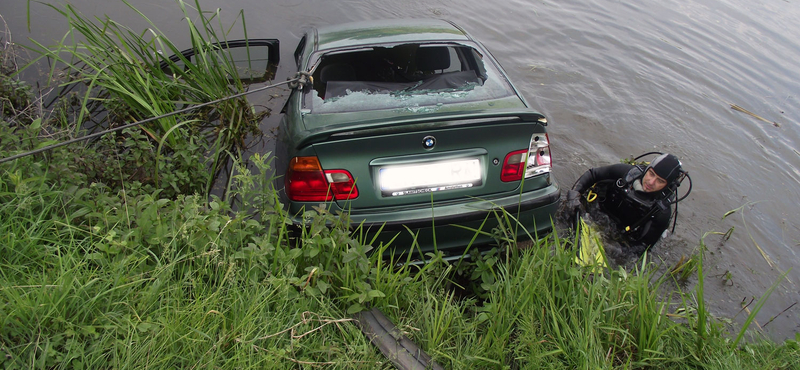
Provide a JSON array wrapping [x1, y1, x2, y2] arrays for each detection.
[[365, 185, 560, 231], [364, 186, 560, 256], [287, 184, 561, 256]]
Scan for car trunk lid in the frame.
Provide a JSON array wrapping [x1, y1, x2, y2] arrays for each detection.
[[307, 109, 550, 210]]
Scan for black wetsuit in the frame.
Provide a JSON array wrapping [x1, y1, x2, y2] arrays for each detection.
[[572, 163, 673, 254]]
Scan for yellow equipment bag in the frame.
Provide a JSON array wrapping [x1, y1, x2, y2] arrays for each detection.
[[574, 216, 608, 272]]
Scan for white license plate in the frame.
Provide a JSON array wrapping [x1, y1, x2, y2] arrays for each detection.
[[380, 158, 482, 196]]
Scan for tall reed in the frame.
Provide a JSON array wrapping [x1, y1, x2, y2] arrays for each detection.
[[22, 0, 266, 195]]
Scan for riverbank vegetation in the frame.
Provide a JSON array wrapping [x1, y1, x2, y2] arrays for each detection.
[[2, 1, 799, 369]]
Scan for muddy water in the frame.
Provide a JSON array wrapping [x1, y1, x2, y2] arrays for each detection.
[[3, 0, 799, 341]]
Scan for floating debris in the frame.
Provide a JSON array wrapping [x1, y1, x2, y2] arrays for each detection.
[[762, 302, 797, 328], [728, 102, 781, 127]]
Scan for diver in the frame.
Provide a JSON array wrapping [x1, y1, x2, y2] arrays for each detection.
[[565, 152, 692, 256]]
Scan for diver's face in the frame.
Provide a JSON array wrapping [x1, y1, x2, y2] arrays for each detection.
[[642, 168, 668, 192]]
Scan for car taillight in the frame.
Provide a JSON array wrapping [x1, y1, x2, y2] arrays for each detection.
[[286, 156, 358, 201], [526, 134, 552, 177], [325, 170, 359, 199], [501, 149, 527, 182], [501, 134, 552, 182]]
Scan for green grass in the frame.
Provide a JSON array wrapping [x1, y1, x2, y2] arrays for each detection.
[[0, 155, 386, 368], [2, 151, 799, 369]]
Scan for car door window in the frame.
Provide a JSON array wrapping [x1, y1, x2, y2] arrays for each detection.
[[160, 39, 279, 82]]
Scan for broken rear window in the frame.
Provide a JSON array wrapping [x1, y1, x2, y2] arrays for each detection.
[[304, 43, 515, 113]]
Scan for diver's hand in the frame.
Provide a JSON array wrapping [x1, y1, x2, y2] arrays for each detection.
[[566, 190, 582, 213], [565, 189, 583, 230]]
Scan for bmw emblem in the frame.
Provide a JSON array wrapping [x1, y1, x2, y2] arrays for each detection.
[[422, 135, 436, 150]]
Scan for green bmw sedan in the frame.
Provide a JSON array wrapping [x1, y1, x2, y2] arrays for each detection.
[[274, 18, 560, 258]]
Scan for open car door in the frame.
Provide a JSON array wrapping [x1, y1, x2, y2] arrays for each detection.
[[160, 39, 280, 82]]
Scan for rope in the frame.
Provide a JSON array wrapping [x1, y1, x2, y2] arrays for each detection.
[[0, 76, 303, 164]]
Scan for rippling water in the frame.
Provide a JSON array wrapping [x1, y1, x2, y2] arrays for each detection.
[[4, 0, 799, 341]]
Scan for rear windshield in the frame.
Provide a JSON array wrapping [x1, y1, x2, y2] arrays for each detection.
[[303, 43, 515, 113]]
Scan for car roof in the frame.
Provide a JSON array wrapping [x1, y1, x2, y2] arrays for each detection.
[[313, 19, 472, 52]]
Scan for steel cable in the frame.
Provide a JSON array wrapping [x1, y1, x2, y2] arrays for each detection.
[[0, 76, 304, 164]]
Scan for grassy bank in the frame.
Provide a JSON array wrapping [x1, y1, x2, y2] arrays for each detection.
[[2, 1, 800, 369], [1, 150, 799, 368]]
